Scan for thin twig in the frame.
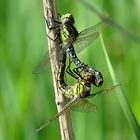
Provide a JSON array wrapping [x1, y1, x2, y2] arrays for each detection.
[[80, 0, 140, 44], [42, 0, 75, 140]]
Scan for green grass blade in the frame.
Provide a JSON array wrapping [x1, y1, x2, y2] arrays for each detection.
[[99, 34, 140, 139]]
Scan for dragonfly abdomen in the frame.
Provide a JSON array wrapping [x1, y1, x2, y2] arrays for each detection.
[[65, 44, 86, 69], [57, 48, 91, 98], [65, 43, 103, 86]]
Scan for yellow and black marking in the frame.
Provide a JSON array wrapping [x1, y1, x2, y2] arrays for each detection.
[[57, 47, 93, 98], [59, 13, 105, 87]]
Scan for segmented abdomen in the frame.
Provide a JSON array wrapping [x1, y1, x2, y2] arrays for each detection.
[[65, 44, 90, 71], [57, 49, 91, 98]]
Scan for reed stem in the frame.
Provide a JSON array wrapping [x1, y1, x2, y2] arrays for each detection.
[[42, 0, 75, 139]]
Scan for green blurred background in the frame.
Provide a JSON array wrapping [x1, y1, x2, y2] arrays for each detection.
[[0, 0, 140, 139]]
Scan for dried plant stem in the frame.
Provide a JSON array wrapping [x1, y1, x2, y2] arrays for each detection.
[[42, 0, 75, 140]]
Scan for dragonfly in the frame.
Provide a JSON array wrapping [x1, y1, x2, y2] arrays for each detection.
[[33, 10, 111, 87], [59, 13, 106, 87], [57, 44, 101, 99], [36, 84, 119, 133], [36, 40, 120, 132]]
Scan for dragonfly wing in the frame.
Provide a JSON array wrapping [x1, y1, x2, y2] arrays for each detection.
[[73, 16, 112, 54], [73, 32, 99, 54], [33, 47, 62, 74], [33, 51, 52, 74], [71, 99, 97, 112]]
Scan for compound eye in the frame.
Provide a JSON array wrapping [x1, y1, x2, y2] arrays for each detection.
[[69, 16, 74, 24], [64, 16, 74, 24], [63, 18, 70, 24]]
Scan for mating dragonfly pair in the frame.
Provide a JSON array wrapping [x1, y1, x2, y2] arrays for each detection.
[[34, 9, 119, 132]]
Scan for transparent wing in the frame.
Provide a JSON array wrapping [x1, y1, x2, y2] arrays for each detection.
[[33, 47, 62, 74], [70, 84, 118, 112], [73, 16, 112, 54], [33, 17, 111, 74], [33, 50, 52, 74], [71, 99, 97, 112], [36, 97, 98, 132]]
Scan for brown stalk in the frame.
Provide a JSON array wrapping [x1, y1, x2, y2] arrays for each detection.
[[42, 0, 75, 140]]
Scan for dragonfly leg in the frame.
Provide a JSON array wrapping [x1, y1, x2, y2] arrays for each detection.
[[66, 58, 78, 79], [66, 68, 77, 79], [44, 16, 60, 30], [46, 28, 61, 42], [66, 65, 78, 79], [44, 17, 61, 42], [46, 7, 62, 19], [73, 67, 83, 79], [45, 7, 61, 26]]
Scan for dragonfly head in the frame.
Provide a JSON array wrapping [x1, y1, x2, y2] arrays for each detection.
[[61, 14, 75, 25]]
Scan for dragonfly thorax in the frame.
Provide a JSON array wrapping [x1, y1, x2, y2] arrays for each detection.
[[60, 13, 79, 45]]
